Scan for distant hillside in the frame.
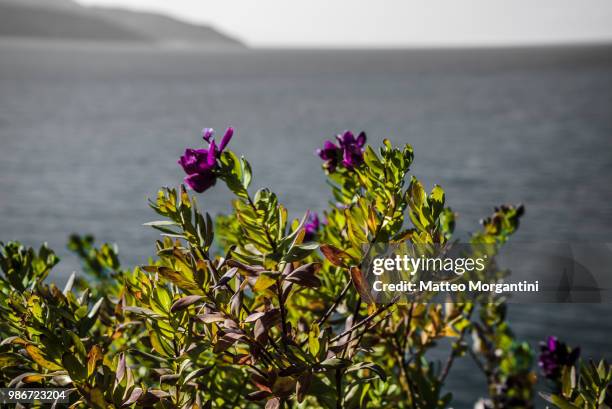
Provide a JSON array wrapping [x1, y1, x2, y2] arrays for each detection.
[[0, 0, 78, 9], [91, 7, 243, 47], [0, 3, 149, 42], [0, 0, 244, 48]]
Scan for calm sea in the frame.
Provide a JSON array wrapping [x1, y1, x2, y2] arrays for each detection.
[[1, 40, 611, 406]]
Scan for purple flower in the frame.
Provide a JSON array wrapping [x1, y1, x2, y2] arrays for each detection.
[[317, 130, 366, 172], [179, 127, 233, 193], [303, 211, 320, 241], [337, 130, 366, 149], [538, 336, 580, 379], [316, 140, 342, 172], [342, 143, 364, 169]]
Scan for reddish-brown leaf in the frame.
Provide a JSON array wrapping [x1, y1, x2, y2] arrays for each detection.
[[197, 313, 225, 323], [246, 390, 271, 401], [320, 244, 351, 267], [251, 373, 273, 393], [225, 260, 265, 276], [213, 332, 244, 353], [265, 397, 281, 409], [285, 263, 321, 288], [170, 295, 204, 313], [235, 354, 252, 365], [115, 353, 126, 383], [122, 387, 143, 407], [350, 266, 375, 304], [244, 311, 266, 323], [254, 319, 268, 344], [213, 267, 239, 290]]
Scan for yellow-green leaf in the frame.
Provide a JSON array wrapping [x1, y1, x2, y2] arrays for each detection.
[[87, 345, 103, 377], [26, 345, 62, 371], [253, 273, 277, 292], [308, 324, 320, 357]]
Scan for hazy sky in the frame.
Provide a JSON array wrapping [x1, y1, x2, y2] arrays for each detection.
[[75, 0, 612, 47]]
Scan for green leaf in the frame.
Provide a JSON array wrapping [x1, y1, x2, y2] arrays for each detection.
[[0, 352, 24, 367], [319, 357, 351, 369], [143, 221, 179, 227], [308, 324, 320, 357], [149, 330, 174, 358], [539, 393, 581, 409], [252, 272, 279, 292], [87, 297, 104, 319], [68, 331, 87, 360], [562, 366, 575, 398], [62, 352, 86, 381], [241, 157, 252, 189], [157, 266, 201, 292], [429, 185, 445, 219], [347, 362, 387, 381], [184, 366, 214, 384], [123, 306, 161, 318]]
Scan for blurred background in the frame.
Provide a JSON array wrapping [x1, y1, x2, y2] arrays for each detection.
[[1, 0, 611, 405]]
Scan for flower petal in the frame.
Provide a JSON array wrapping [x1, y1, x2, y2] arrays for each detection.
[[337, 130, 355, 147], [185, 171, 216, 193], [207, 140, 218, 167], [547, 336, 557, 351], [356, 131, 366, 147], [219, 127, 234, 152], [178, 148, 200, 174], [202, 128, 215, 142]]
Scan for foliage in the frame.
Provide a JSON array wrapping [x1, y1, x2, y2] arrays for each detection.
[[0, 128, 602, 408], [539, 336, 611, 409]]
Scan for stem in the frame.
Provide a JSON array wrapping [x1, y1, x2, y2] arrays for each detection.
[[438, 329, 466, 383], [277, 281, 288, 346], [390, 335, 413, 403], [468, 323, 492, 377], [330, 300, 397, 343], [467, 347, 488, 376], [403, 303, 415, 357], [351, 310, 394, 345], [335, 369, 343, 409], [439, 308, 473, 383], [340, 295, 362, 357], [317, 278, 352, 326], [250, 339, 277, 368]]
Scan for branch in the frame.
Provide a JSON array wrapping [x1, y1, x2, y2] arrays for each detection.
[[439, 308, 474, 383], [330, 299, 397, 343], [317, 278, 352, 326], [438, 326, 468, 383], [335, 369, 343, 409], [467, 347, 488, 376], [276, 280, 289, 346]]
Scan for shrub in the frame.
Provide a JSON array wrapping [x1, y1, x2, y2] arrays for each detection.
[[0, 127, 601, 408]]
